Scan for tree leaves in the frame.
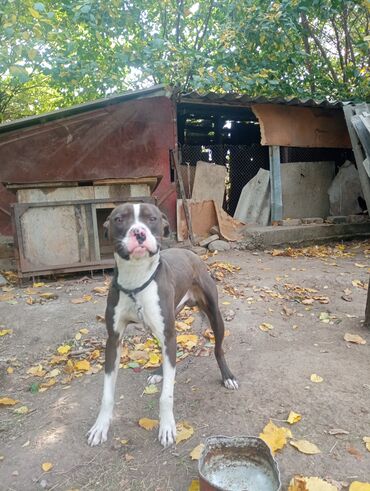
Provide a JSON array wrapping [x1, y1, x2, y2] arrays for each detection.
[[259, 420, 292, 455], [290, 439, 321, 455]]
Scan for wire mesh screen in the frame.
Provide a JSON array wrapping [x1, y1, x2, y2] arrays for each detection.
[[280, 147, 354, 168], [180, 143, 269, 215]]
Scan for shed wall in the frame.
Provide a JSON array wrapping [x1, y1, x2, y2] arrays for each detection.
[[0, 96, 177, 233]]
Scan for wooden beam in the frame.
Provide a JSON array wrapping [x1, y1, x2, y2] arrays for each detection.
[[269, 145, 283, 222]]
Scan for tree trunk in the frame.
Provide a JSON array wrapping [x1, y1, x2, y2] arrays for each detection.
[[365, 277, 370, 328]]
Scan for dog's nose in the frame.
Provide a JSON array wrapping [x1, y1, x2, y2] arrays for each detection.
[[131, 227, 146, 244]]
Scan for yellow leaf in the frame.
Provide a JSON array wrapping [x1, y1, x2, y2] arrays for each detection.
[[259, 322, 274, 332], [290, 439, 321, 454], [33, 282, 45, 288], [288, 476, 338, 490], [287, 411, 302, 425], [74, 360, 91, 372], [79, 328, 89, 334], [344, 333, 366, 345], [7, 367, 14, 374], [190, 443, 205, 460], [143, 384, 159, 395], [45, 368, 60, 379], [57, 344, 71, 355], [188, 479, 200, 491], [176, 421, 194, 444], [39, 292, 57, 300], [0, 329, 12, 336], [138, 418, 159, 430], [40, 378, 56, 389], [222, 301, 231, 305], [90, 349, 100, 360], [75, 332, 82, 341], [349, 483, 370, 491], [27, 365, 46, 377], [183, 316, 195, 325], [177, 334, 199, 348], [0, 293, 15, 302], [93, 286, 108, 295], [259, 420, 292, 455], [363, 436, 370, 452], [71, 294, 92, 304], [0, 397, 19, 406], [175, 321, 191, 331], [310, 373, 323, 383], [41, 462, 53, 472], [14, 405, 29, 415]]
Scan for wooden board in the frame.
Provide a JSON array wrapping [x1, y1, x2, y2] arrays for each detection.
[[252, 104, 351, 148], [191, 161, 226, 208]]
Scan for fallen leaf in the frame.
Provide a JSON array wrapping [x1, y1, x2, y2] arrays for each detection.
[[287, 411, 302, 425], [14, 405, 29, 414], [143, 384, 159, 395], [41, 462, 53, 472], [288, 476, 338, 490], [79, 328, 89, 334], [39, 292, 57, 300], [96, 314, 105, 322], [352, 279, 367, 289], [176, 321, 192, 331], [310, 373, 323, 383], [138, 418, 159, 430], [188, 479, 200, 491], [259, 322, 274, 332], [0, 397, 19, 406], [355, 263, 367, 268], [124, 453, 134, 462], [177, 334, 199, 349], [363, 436, 370, 452], [22, 440, 30, 448], [27, 365, 46, 377], [93, 286, 109, 295], [0, 293, 15, 302], [302, 298, 314, 305], [344, 333, 366, 345], [57, 344, 71, 355], [74, 360, 91, 372], [0, 329, 12, 336], [176, 421, 194, 444], [259, 420, 292, 455], [319, 312, 331, 323], [222, 301, 231, 305], [328, 428, 349, 435], [6, 367, 14, 374], [71, 294, 92, 304], [190, 443, 205, 460], [45, 368, 60, 379], [33, 282, 45, 288], [347, 446, 363, 460], [349, 482, 370, 491], [75, 332, 82, 341], [290, 439, 321, 454]]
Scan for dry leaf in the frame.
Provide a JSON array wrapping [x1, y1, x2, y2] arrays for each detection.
[[0, 293, 15, 302], [27, 365, 46, 377], [0, 397, 19, 406], [96, 314, 105, 322], [39, 292, 57, 300], [290, 439, 321, 454], [7, 367, 14, 374], [57, 344, 71, 355], [14, 405, 29, 415], [347, 445, 362, 460], [0, 329, 12, 336], [75, 332, 82, 341], [259, 420, 292, 455], [176, 421, 194, 444], [41, 462, 53, 472], [177, 334, 199, 349], [143, 384, 159, 395], [138, 418, 159, 430], [288, 476, 338, 490], [190, 443, 205, 460], [74, 360, 91, 372], [349, 483, 370, 491], [328, 428, 349, 435], [352, 279, 367, 289], [22, 440, 30, 448], [259, 322, 274, 332], [124, 453, 134, 462], [344, 333, 366, 345], [93, 286, 108, 295], [45, 368, 60, 379], [363, 436, 370, 452], [188, 479, 200, 491], [33, 282, 45, 288], [310, 373, 323, 383], [71, 294, 92, 304], [287, 411, 302, 425], [79, 328, 89, 334]]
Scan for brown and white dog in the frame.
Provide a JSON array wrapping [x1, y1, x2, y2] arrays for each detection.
[[87, 203, 238, 448]]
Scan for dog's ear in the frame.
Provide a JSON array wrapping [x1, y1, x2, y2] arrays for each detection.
[[103, 213, 111, 240], [161, 212, 170, 238]]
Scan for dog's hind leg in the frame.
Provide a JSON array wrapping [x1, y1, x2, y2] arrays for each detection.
[[87, 330, 122, 446], [192, 277, 239, 390]]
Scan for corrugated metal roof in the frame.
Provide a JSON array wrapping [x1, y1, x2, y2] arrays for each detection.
[[179, 91, 343, 109], [0, 84, 169, 135]]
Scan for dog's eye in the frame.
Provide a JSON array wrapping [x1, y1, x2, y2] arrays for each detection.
[[115, 216, 124, 223], [149, 216, 157, 222]]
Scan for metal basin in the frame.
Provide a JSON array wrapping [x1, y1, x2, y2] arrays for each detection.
[[198, 436, 281, 491]]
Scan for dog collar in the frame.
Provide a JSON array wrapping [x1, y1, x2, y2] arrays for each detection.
[[112, 259, 161, 301]]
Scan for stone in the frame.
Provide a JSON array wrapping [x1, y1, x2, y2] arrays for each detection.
[[199, 234, 219, 247], [208, 240, 231, 252], [301, 217, 324, 225], [282, 218, 302, 226], [325, 216, 347, 224], [209, 225, 220, 235], [347, 214, 368, 224], [0, 273, 7, 287], [191, 246, 207, 255]]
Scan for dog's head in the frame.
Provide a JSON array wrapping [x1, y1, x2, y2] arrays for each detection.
[[104, 203, 170, 260]]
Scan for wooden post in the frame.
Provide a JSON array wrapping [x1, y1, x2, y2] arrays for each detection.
[[269, 145, 283, 223], [365, 277, 370, 328]]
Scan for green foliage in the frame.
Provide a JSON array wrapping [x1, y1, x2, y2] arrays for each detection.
[[0, 0, 369, 121]]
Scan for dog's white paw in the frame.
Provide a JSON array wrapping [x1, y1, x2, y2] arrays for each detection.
[[158, 417, 177, 448], [87, 415, 111, 446], [224, 378, 239, 390], [147, 373, 163, 385]]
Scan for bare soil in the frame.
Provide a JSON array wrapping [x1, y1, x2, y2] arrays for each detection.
[[1, 241, 369, 491]]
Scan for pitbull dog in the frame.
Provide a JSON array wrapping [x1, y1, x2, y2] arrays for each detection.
[[87, 203, 238, 448]]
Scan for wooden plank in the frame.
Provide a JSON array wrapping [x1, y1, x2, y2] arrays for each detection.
[[343, 105, 370, 215], [191, 161, 226, 208], [269, 145, 283, 222], [352, 115, 370, 158]]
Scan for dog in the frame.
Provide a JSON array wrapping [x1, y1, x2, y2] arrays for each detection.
[[87, 202, 238, 448]]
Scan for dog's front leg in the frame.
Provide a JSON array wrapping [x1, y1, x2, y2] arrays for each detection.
[[158, 333, 177, 447], [87, 332, 121, 446]]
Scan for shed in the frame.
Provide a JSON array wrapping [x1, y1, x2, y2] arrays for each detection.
[[0, 85, 359, 275]]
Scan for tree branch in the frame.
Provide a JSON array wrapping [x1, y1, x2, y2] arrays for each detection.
[[331, 15, 346, 83]]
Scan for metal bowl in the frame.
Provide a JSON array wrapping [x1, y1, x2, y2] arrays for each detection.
[[198, 436, 281, 491]]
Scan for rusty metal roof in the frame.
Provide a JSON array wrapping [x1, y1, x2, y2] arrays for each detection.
[[179, 91, 343, 109], [0, 85, 169, 134]]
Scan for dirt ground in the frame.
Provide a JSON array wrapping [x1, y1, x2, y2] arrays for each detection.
[[1, 240, 370, 491]]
